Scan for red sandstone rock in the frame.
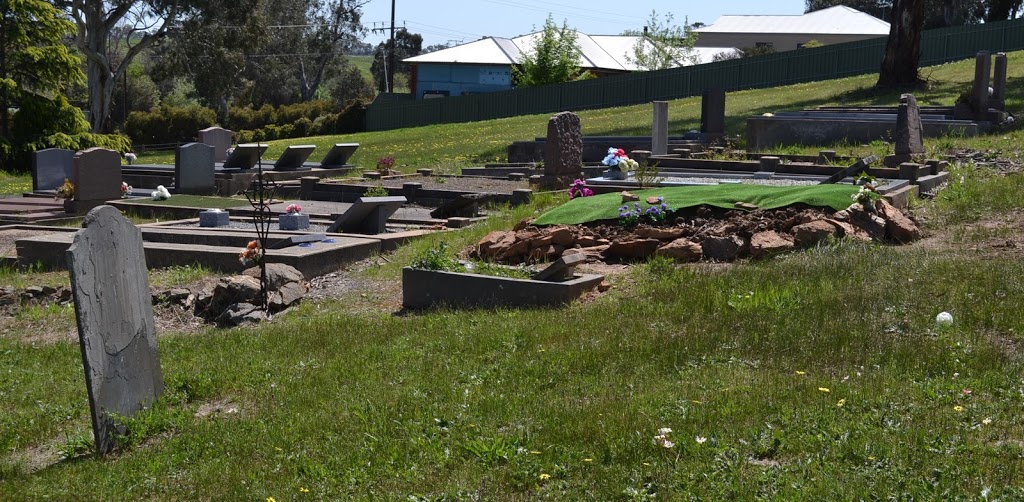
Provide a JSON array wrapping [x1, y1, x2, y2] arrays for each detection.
[[548, 226, 575, 246], [793, 220, 839, 247], [749, 231, 794, 259], [604, 238, 661, 260], [636, 226, 686, 240], [876, 199, 922, 243], [701, 235, 747, 261], [656, 238, 703, 262]]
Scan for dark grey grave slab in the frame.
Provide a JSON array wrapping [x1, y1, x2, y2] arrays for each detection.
[[819, 155, 879, 184], [199, 209, 229, 227], [327, 196, 407, 234], [319, 143, 359, 168], [532, 253, 587, 281], [198, 127, 234, 162], [67, 206, 163, 454], [270, 233, 326, 249], [74, 148, 122, 202], [274, 145, 317, 170], [32, 148, 75, 192], [701, 89, 726, 136], [175, 143, 216, 194], [429, 193, 496, 219], [223, 143, 268, 169]]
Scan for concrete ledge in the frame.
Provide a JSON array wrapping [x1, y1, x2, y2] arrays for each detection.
[[916, 172, 950, 194], [402, 267, 604, 309], [747, 116, 979, 150]]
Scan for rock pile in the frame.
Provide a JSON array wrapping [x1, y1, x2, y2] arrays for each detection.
[[474, 201, 921, 264], [0, 285, 73, 307]]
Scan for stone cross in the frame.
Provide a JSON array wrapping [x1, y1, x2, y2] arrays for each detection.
[[198, 127, 234, 162], [541, 111, 582, 189], [67, 206, 163, 454], [894, 93, 924, 156], [652, 101, 669, 155]]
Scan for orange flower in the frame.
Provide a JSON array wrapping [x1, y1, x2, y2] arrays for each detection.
[[247, 240, 259, 250]]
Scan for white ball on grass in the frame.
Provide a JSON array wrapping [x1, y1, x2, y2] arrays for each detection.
[[935, 311, 954, 326]]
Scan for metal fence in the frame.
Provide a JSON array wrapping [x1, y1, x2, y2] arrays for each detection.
[[366, 18, 1024, 132]]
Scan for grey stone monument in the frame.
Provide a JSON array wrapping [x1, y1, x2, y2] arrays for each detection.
[[67, 206, 163, 454], [540, 111, 582, 189], [327, 196, 406, 234], [198, 127, 234, 162], [32, 148, 75, 192], [175, 143, 216, 195], [972, 51, 991, 116], [992, 52, 1007, 110], [73, 148, 122, 203], [199, 209, 229, 227], [652, 101, 669, 156], [319, 143, 359, 168], [895, 94, 924, 156], [701, 89, 726, 137]]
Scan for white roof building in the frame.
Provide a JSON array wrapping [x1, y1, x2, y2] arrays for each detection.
[[694, 5, 890, 51]]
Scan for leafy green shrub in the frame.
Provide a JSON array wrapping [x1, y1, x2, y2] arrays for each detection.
[[124, 104, 217, 144], [363, 183, 390, 197], [410, 242, 464, 272]]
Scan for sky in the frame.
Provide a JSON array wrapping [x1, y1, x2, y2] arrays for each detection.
[[360, 0, 808, 48]]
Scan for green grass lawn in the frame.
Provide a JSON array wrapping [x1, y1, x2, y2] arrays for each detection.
[[2, 52, 1024, 498]]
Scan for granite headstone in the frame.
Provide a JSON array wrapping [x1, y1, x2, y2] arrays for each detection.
[[73, 148, 122, 202], [67, 205, 163, 454], [319, 143, 359, 168], [32, 148, 75, 192], [175, 143, 216, 194], [198, 127, 234, 162]]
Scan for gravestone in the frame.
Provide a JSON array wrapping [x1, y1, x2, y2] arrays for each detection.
[[701, 89, 726, 137], [972, 51, 991, 116], [223, 143, 268, 169], [175, 143, 216, 194], [540, 111, 582, 189], [327, 196, 406, 234], [274, 145, 317, 170], [199, 209, 229, 227], [894, 94, 924, 156], [652, 101, 669, 155], [819, 155, 878, 184], [198, 127, 234, 162], [67, 206, 163, 454], [319, 143, 359, 168], [429, 193, 496, 219], [73, 148, 122, 203], [992, 52, 1007, 110], [532, 253, 587, 282], [32, 148, 75, 192]]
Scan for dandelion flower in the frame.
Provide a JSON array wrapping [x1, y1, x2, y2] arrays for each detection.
[[837, 399, 846, 407], [267, 498, 277, 502], [539, 473, 551, 481], [695, 436, 707, 444], [299, 487, 309, 493], [954, 405, 964, 412], [819, 387, 830, 393], [796, 370, 806, 375], [530, 450, 542, 455], [584, 458, 593, 462]]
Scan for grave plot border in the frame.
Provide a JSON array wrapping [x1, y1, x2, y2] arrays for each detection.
[[402, 267, 605, 309]]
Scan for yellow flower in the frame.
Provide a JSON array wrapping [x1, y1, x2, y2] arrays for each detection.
[[530, 450, 542, 455], [954, 405, 964, 412], [299, 487, 309, 493], [796, 371, 806, 375], [539, 473, 551, 481], [837, 399, 846, 407], [267, 498, 276, 502], [583, 458, 593, 462], [818, 387, 830, 393]]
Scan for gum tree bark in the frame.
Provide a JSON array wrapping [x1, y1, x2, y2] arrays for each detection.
[[877, 0, 926, 87]]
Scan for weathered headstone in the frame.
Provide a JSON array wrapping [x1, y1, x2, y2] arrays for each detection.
[[894, 94, 924, 156], [32, 148, 75, 192], [175, 143, 216, 194], [198, 127, 234, 162], [701, 88, 726, 137], [992, 52, 1007, 110], [274, 145, 317, 170], [67, 206, 163, 454], [319, 143, 359, 168], [73, 148, 122, 203], [223, 143, 268, 169], [652, 101, 669, 155], [430, 193, 496, 219], [540, 111, 582, 189], [327, 196, 406, 234], [532, 253, 587, 281], [972, 51, 991, 116]]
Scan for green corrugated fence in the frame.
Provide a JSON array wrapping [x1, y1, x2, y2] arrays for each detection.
[[366, 18, 1024, 132]]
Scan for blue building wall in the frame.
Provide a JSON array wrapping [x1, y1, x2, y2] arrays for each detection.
[[414, 64, 512, 99]]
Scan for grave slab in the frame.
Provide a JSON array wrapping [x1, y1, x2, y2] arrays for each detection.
[[319, 143, 359, 168], [327, 196, 407, 234], [532, 253, 587, 281], [223, 143, 268, 169], [274, 145, 317, 170], [67, 206, 163, 454], [430, 193, 496, 219]]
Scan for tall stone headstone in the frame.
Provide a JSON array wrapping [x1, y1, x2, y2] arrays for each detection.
[[73, 148, 122, 203], [972, 51, 991, 116], [895, 93, 924, 156], [541, 111, 582, 189], [701, 88, 726, 137], [32, 148, 75, 192], [992, 52, 1007, 111], [67, 206, 163, 454], [175, 143, 216, 194], [198, 127, 234, 162], [652, 101, 669, 156]]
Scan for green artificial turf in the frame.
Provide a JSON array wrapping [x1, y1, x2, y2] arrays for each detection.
[[533, 184, 862, 225]]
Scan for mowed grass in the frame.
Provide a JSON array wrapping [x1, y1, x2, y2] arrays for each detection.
[[2, 51, 1024, 498]]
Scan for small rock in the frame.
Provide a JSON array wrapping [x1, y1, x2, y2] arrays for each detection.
[[876, 199, 921, 243], [548, 226, 574, 247], [604, 239, 660, 260], [23, 286, 43, 297], [701, 235, 747, 261], [645, 196, 663, 205], [656, 238, 703, 262], [513, 218, 534, 231], [749, 231, 794, 259], [216, 302, 265, 327], [636, 226, 685, 240], [41, 285, 57, 295], [792, 220, 839, 247], [597, 280, 612, 292], [243, 263, 304, 290], [58, 288, 72, 302], [621, 191, 639, 202]]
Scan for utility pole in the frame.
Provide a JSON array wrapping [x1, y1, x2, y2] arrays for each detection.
[[388, 0, 395, 93]]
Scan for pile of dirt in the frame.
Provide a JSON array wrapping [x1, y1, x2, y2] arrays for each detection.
[[473, 200, 922, 264]]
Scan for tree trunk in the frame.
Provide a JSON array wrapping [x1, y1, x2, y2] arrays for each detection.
[[877, 0, 926, 88]]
